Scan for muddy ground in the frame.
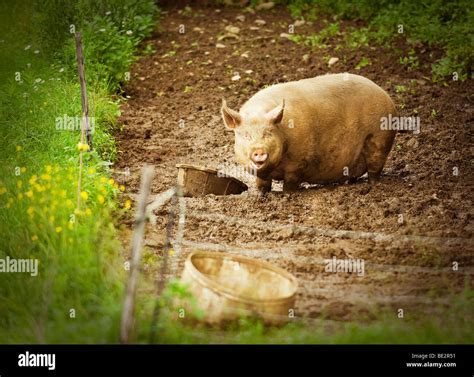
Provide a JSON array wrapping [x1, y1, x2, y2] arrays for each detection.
[[115, 5, 473, 324]]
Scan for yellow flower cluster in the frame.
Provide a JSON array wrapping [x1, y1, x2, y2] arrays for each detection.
[[1, 161, 128, 245]]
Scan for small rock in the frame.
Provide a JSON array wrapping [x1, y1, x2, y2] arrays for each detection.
[[256, 1, 275, 10], [328, 57, 339, 67], [216, 43, 226, 48], [406, 137, 419, 148], [236, 15, 246, 22], [244, 69, 253, 74], [249, 26, 260, 31], [417, 79, 427, 86], [255, 19, 266, 26], [225, 25, 240, 34], [294, 19, 305, 27], [241, 52, 249, 58], [193, 27, 203, 32], [218, 33, 239, 41], [302, 54, 310, 63], [280, 33, 292, 39], [231, 73, 241, 81], [277, 227, 294, 240]]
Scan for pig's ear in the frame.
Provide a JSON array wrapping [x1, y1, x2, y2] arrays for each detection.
[[221, 99, 242, 129], [266, 100, 285, 125]]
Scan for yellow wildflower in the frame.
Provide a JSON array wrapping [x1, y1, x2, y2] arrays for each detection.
[[55, 226, 62, 233], [85, 208, 92, 216], [27, 207, 34, 216], [17, 180, 23, 189], [31, 235, 38, 241], [46, 165, 52, 173], [26, 190, 33, 198], [124, 199, 131, 210], [29, 175, 37, 185], [108, 178, 115, 185], [88, 167, 96, 174], [76, 142, 90, 152], [21, 167, 27, 173], [98, 195, 105, 204], [81, 191, 88, 201], [40, 173, 51, 181]]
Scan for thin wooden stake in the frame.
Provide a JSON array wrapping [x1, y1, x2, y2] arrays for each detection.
[[149, 187, 178, 344], [75, 32, 93, 150], [120, 166, 155, 344], [74, 32, 92, 210]]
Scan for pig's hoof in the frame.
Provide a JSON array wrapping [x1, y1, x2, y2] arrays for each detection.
[[368, 173, 382, 185], [256, 187, 271, 196], [359, 185, 372, 195], [283, 183, 300, 192]]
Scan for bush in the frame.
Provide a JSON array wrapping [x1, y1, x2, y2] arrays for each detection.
[[36, 0, 158, 90]]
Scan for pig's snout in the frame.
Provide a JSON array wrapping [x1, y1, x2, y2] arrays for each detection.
[[250, 148, 268, 169], [251, 148, 268, 162]]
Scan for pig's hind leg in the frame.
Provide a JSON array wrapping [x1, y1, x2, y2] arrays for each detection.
[[362, 131, 396, 183]]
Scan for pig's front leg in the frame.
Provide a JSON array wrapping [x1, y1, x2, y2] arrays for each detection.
[[283, 173, 301, 192], [256, 177, 272, 194]]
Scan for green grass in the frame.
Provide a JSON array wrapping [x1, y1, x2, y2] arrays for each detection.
[[0, 0, 157, 343], [134, 287, 474, 344]]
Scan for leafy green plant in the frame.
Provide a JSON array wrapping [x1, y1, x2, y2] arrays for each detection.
[[355, 56, 371, 70], [399, 49, 420, 71]]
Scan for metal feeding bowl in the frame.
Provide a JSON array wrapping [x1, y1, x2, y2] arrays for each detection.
[[180, 251, 298, 325], [176, 164, 248, 197]]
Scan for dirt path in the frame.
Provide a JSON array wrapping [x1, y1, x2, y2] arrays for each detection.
[[115, 5, 473, 322]]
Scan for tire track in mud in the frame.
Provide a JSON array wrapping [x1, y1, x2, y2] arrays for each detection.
[[116, 5, 474, 323]]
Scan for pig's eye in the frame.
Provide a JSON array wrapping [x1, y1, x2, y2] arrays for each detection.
[[263, 130, 272, 138]]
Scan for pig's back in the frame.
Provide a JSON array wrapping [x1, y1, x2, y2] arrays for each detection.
[[241, 74, 395, 142], [242, 74, 393, 119]]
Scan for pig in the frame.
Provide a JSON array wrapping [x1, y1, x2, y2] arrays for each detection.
[[221, 73, 397, 193]]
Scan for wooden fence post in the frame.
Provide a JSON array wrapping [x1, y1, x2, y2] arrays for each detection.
[[120, 166, 155, 344], [74, 32, 93, 149]]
